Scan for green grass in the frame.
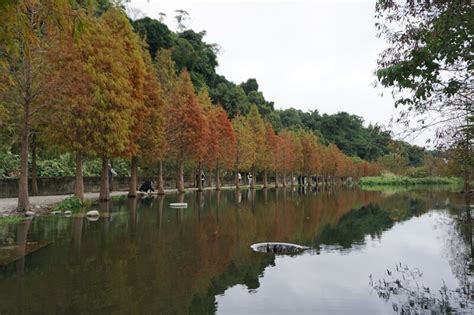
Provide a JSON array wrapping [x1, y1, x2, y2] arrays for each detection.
[[52, 196, 91, 212], [0, 216, 26, 225], [359, 176, 462, 187]]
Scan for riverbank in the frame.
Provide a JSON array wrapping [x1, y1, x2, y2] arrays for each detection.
[[0, 186, 250, 216], [359, 176, 463, 186]]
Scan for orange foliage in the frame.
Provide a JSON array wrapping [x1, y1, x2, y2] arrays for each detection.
[[206, 106, 236, 170], [166, 70, 207, 163]]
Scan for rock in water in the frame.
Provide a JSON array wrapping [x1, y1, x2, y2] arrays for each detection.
[[25, 211, 35, 217], [86, 210, 99, 217], [64, 210, 72, 216], [51, 211, 62, 215]]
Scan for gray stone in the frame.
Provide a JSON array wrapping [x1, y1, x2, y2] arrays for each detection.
[[63, 210, 72, 216], [51, 211, 62, 215], [25, 211, 35, 217]]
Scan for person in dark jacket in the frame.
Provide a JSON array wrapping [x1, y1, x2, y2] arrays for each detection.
[[139, 179, 155, 193]]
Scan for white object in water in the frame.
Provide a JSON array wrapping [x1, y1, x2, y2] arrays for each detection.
[[250, 242, 310, 253], [86, 215, 99, 222], [86, 210, 99, 217], [170, 203, 188, 208]]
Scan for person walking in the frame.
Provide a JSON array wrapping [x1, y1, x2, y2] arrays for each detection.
[[247, 173, 253, 186], [201, 170, 206, 187], [108, 162, 117, 192]]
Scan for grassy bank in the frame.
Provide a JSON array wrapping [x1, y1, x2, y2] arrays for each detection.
[[359, 176, 463, 187]]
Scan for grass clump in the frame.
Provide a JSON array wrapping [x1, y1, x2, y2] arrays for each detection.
[[359, 176, 462, 186], [52, 196, 91, 212], [111, 195, 128, 201], [0, 216, 25, 225]]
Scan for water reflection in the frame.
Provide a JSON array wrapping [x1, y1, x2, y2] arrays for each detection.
[[0, 188, 471, 314]]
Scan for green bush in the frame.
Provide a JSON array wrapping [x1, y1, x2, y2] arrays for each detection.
[[36, 154, 75, 177], [405, 167, 429, 178], [52, 196, 90, 211], [0, 151, 20, 178], [0, 216, 25, 225]]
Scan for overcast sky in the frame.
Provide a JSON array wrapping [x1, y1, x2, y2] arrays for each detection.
[[127, 0, 428, 146]]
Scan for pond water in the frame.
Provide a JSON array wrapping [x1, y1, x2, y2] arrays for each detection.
[[0, 188, 472, 314]]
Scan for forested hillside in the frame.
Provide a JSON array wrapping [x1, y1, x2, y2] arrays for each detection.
[[132, 14, 425, 164]]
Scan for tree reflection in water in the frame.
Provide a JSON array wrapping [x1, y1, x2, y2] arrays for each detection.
[[0, 188, 471, 314], [370, 196, 473, 314], [369, 262, 472, 314]]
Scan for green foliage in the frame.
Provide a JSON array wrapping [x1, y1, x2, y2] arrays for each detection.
[[0, 151, 20, 178], [52, 196, 90, 211], [132, 17, 173, 58], [359, 176, 462, 187], [0, 152, 131, 178], [0, 216, 25, 225], [316, 204, 394, 248], [275, 110, 394, 161], [35, 154, 75, 177], [210, 82, 249, 118]]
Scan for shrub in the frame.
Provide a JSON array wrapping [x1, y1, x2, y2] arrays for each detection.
[[52, 196, 90, 211], [359, 175, 462, 186]]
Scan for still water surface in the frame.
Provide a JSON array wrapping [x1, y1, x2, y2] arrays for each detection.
[[0, 188, 472, 314]]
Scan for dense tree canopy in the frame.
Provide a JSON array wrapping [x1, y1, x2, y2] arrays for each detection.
[[375, 0, 473, 188]]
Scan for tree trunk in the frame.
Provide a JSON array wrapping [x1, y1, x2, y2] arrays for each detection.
[[197, 162, 203, 192], [307, 175, 312, 187], [463, 108, 471, 192], [128, 197, 137, 236], [17, 116, 30, 212], [74, 152, 84, 201], [128, 156, 138, 198], [283, 173, 287, 187], [207, 167, 212, 187], [177, 160, 185, 193], [290, 173, 295, 187], [275, 172, 279, 187], [31, 134, 38, 196], [157, 160, 165, 195], [15, 219, 31, 276], [215, 161, 221, 190], [99, 158, 110, 201], [72, 215, 83, 254], [263, 169, 268, 188]]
